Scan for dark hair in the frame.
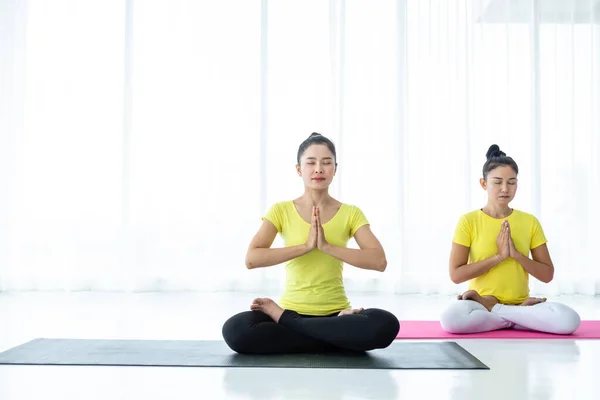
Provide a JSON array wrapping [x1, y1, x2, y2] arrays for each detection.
[[482, 144, 519, 179], [296, 132, 337, 165]]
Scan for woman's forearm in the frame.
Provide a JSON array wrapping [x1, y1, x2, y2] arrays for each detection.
[[245, 245, 311, 269], [514, 252, 554, 283], [321, 244, 387, 272], [451, 255, 502, 284]]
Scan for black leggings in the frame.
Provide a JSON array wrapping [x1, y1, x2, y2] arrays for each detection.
[[222, 308, 400, 354]]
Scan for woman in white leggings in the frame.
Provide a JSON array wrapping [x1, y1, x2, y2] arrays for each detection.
[[440, 145, 581, 335]]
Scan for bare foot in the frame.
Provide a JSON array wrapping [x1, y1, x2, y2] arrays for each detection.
[[250, 298, 285, 322], [338, 307, 364, 316], [459, 290, 499, 312], [518, 297, 547, 306]]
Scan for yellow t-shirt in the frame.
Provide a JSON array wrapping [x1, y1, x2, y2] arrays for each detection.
[[452, 209, 547, 304], [263, 201, 369, 316]]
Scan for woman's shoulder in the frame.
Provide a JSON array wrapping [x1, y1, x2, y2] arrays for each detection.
[[465, 209, 482, 217], [267, 200, 296, 212], [511, 208, 534, 217], [511, 209, 542, 224], [271, 199, 295, 207], [263, 200, 296, 217], [456, 209, 482, 222], [338, 202, 363, 215]]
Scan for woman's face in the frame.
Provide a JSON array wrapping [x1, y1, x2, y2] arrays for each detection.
[[297, 144, 337, 189]]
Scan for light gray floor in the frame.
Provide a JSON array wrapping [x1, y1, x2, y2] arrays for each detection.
[[0, 291, 598, 400]]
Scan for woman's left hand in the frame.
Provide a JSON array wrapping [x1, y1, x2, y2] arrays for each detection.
[[315, 207, 329, 251], [506, 222, 519, 259]]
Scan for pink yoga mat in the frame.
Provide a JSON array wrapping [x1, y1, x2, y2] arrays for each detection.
[[395, 320, 600, 339]]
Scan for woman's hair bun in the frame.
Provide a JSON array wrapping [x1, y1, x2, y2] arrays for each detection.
[[486, 144, 506, 159]]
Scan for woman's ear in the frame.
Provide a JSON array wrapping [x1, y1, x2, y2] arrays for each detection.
[[479, 177, 487, 190], [296, 164, 302, 177]]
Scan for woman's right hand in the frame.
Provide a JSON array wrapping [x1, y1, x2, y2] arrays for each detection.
[[496, 220, 510, 261], [305, 206, 318, 251]]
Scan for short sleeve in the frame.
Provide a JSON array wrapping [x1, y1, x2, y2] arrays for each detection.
[[530, 216, 547, 249], [349, 206, 369, 237], [452, 215, 471, 247], [262, 203, 283, 232]]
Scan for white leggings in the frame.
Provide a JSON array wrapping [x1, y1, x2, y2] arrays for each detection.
[[440, 300, 581, 335]]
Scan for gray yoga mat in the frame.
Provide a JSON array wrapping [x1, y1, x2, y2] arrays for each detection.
[[0, 338, 488, 370]]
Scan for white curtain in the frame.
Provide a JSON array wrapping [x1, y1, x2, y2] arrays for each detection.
[[1, 0, 598, 295]]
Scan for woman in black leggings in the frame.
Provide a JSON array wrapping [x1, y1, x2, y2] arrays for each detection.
[[222, 133, 400, 354]]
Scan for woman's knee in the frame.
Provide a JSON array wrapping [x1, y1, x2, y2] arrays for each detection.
[[439, 301, 478, 333], [362, 308, 400, 348], [222, 311, 256, 353], [545, 303, 581, 334]]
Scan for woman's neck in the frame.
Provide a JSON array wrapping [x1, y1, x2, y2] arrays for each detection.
[[482, 203, 512, 218], [300, 189, 332, 207]]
